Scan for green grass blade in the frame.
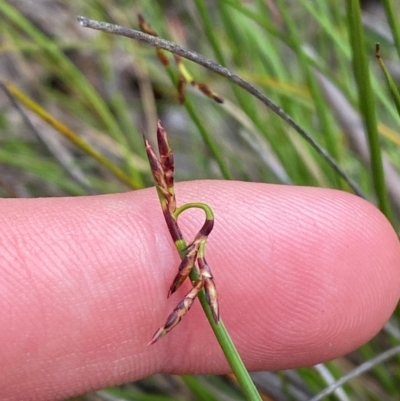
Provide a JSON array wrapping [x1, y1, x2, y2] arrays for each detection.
[[376, 45, 400, 116], [382, 0, 400, 60], [0, 1, 144, 187], [346, 0, 394, 223], [181, 375, 226, 401], [275, 0, 342, 189], [5, 82, 140, 189]]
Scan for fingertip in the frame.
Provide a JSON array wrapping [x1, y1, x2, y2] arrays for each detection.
[[158, 182, 400, 371]]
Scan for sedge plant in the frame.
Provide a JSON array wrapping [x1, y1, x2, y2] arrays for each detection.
[[78, 15, 263, 400], [144, 120, 262, 400], [144, 120, 218, 344]]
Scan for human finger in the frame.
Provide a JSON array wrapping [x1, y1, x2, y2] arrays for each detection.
[[0, 181, 399, 401]]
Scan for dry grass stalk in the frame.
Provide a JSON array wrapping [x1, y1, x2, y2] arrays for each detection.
[[138, 14, 223, 104]]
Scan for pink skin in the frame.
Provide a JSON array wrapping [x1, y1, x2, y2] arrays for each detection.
[[0, 181, 399, 401]]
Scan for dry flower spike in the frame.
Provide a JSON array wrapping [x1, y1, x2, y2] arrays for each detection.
[[146, 121, 219, 345], [138, 14, 223, 104]]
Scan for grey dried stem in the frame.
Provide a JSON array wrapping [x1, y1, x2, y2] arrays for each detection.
[[77, 15, 364, 198]]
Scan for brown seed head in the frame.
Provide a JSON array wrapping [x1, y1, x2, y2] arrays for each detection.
[[204, 278, 219, 322], [163, 209, 183, 243], [157, 120, 175, 189], [168, 242, 200, 296], [156, 48, 170, 66], [138, 14, 158, 37], [148, 280, 203, 345], [144, 139, 168, 193], [138, 15, 169, 66], [190, 218, 214, 246], [198, 257, 219, 323], [177, 75, 186, 104], [197, 82, 224, 104]]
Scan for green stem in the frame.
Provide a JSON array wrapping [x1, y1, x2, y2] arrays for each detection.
[[346, 0, 394, 224], [381, 0, 400, 61], [174, 202, 214, 220], [171, 201, 262, 401], [376, 45, 400, 116], [196, 292, 262, 401]]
